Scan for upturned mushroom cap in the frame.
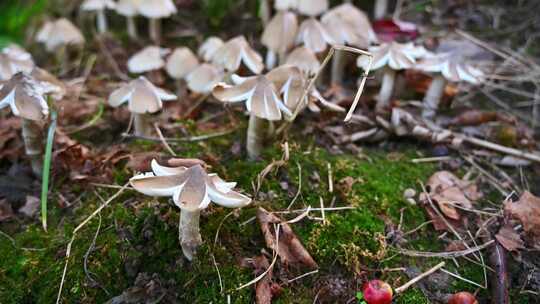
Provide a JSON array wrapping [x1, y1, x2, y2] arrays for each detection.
[[130, 160, 251, 212], [0, 72, 49, 121], [285, 46, 320, 76], [115, 0, 140, 16], [321, 3, 377, 48], [297, 0, 328, 17], [0, 44, 35, 81], [36, 18, 85, 52], [274, 0, 298, 11], [261, 11, 298, 54], [357, 42, 426, 71], [296, 18, 335, 53], [416, 52, 484, 84], [81, 0, 116, 11], [31, 68, 66, 101], [127, 46, 169, 73], [108, 76, 176, 114], [165, 47, 199, 80], [198, 37, 224, 62], [212, 36, 264, 74], [212, 73, 291, 121], [138, 0, 177, 18], [185, 63, 223, 94]]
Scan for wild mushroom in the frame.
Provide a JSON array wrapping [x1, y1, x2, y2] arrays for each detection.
[[416, 52, 484, 118], [296, 18, 335, 54], [138, 0, 177, 44], [374, 0, 388, 20], [212, 36, 264, 75], [115, 0, 141, 39], [213, 72, 291, 159], [0, 44, 35, 80], [108, 76, 176, 136], [130, 159, 251, 260], [285, 46, 320, 76], [321, 3, 377, 85], [185, 63, 223, 94], [357, 42, 425, 112], [198, 36, 224, 62], [261, 10, 298, 69], [127, 46, 169, 74], [36, 18, 85, 72], [0, 73, 50, 176], [165, 47, 199, 96], [80, 0, 116, 33]]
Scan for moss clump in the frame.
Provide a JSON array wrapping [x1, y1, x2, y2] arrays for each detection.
[[395, 288, 429, 304]]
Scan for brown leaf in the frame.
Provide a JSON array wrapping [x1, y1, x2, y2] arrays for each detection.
[[447, 110, 499, 127], [257, 207, 318, 269], [242, 255, 282, 304], [504, 191, 540, 247], [495, 225, 525, 252], [0, 199, 14, 221]]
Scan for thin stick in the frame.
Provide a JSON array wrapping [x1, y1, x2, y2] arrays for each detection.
[[396, 240, 495, 258], [122, 128, 237, 142], [440, 268, 485, 289], [395, 261, 445, 294], [319, 197, 326, 225], [286, 162, 302, 210], [327, 162, 333, 193], [411, 156, 452, 163], [153, 123, 177, 156], [286, 269, 319, 284], [461, 136, 540, 163]]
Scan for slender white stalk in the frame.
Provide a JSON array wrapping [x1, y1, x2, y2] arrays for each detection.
[[376, 68, 396, 112], [331, 50, 346, 86], [179, 209, 202, 261], [175, 79, 187, 99], [422, 74, 446, 118], [96, 9, 107, 33], [22, 119, 44, 177], [374, 0, 388, 19], [126, 16, 138, 39], [247, 113, 265, 160], [149, 18, 161, 44], [134, 113, 152, 137], [265, 50, 277, 69]]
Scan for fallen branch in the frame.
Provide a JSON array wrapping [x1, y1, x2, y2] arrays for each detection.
[[395, 261, 445, 294]]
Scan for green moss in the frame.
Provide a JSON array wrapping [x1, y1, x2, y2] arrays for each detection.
[[396, 288, 429, 304]]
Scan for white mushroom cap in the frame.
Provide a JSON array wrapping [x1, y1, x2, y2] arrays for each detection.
[[297, 0, 328, 17], [138, 0, 177, 18], [0, 44, 35, 81], [285, 46, 320, 76], [296, 18, 335, 53], [212, 36, 264, 74], [274, 0, 298, 11], [81, 0, 116, 10], [130, 162, 251, 211], [116, 0, 141, 16], [416, 52, 484, 84], [186, 63, 224, 94], [0, 73, 49, 121], [198, 36, 224, 62], [128, 46, 169, 73], [357, 42, 426, 71], [108, 76, 176, 114], [262, 11, 298, 54], [31, 68, 66, 101], [321, 3, 377, 48], [165, 47, 199, 80], [36, 18, 85, 52]]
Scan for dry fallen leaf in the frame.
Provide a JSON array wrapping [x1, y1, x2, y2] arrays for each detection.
[[504, 191, 540, 248], [242, 255, 282, 304], [0, 199, 14, 221], [495, 224, 525, 252]]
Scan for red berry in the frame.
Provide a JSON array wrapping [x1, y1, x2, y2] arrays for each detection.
[[362, 280, 393, 304], [448, 292, 478, 304]]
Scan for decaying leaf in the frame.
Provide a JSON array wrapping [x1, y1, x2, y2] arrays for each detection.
[[242, 255, 282, 304], [0, 199, 14, 221], [257, 207, 318, 269], [495, 224, 525, 252], [504, 191, 540, 247]]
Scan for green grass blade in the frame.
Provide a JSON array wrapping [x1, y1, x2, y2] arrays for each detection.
[[41, 111, 57, 231]]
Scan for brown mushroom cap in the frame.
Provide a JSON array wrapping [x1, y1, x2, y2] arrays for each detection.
[[0, 44, 35, 81], [416, 52, 484, 84], [212, 36, 264, 74], [185, 63, 224, 94], [128, 46, 168, 73], [165, 47, 199, 80], [285, 46, 320, 76], [261, 11, 298, 54], [108, 76, 176, 114], [137, 0, 177, 18], [198, 37, 224, 62], [357, 42, 426, 70], [0, 72, 49, 121], [36, 18, 85, 52], [296, 18, 335, 53]]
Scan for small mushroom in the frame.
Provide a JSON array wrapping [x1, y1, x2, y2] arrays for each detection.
[[296, 18, 335, 54], [115, 0, 141, 39], [80, 0, 116, 33], [261, 10, 298, 69], [138, 0, 177, 44], [0, 44, 35, 81], [185, 63, 224, 94], [127, 46, 169, 74], [416, 52, 484, 118], [212, 36, 264, 75], [36, 18, 85, 72], [130, 159, 251, 260], [285, 46, 320, 76], [165, 47, 199, 97], [212, 72, 291, 159], [108, 76, 176, 136], [198, 36, 224, 62], [0, 73, 50, 176], [357, 42, 426, 112]]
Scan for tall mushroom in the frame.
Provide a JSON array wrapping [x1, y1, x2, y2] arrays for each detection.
[[357, 42, 425, 112], [165, 47, 199, 97], [0, 73, 50, 176], [296, 18, 335, 54], [285, 46, 320, 76], [416, 52, 484, 118], [261, 10, 298, 69], [212, 36, 264, 75], [374, 0, 388, 20], [198, 36, 224, 62], [130, 159, 251, 260], [115, 0, 141, 39], [0, 44, 35, 80], [108, 76, 176, 136], [36, 18, 85, 71], [127, 46, 169, 74], [138, 0, 177, 44], [80, 0, 116, 34], [213, 72, 291, 159], [185, 63, 224, 94]]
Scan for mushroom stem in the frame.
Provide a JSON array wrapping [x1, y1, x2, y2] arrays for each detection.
[[265, 50, 277, 69], [422, 74, 446, 118], [56, 45, 69, 75], [374, 0, 388, 19], [247, 113, 266, 160], [179, 209, 202, 261], [149, 18, 161, 44], [331, 50, 346, 86], [126, 16, 138, 39], [133, 113, 152, 137], [175, 79, 187, 99], [376, 68, 396, 112], [21, 119, 44, 177], [96, 9, 108, 33]]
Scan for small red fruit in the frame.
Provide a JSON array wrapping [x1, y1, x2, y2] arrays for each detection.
[[362, 280, 393, 304], [448, 292, 478, 304]]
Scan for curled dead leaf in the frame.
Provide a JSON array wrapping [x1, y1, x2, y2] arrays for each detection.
[[495, 224, 525, 252], [504, 191, 540, 248]]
